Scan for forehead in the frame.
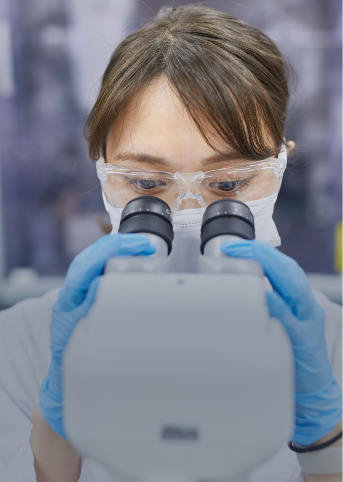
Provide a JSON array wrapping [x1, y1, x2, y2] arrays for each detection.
[[106, 77, 229, 166]]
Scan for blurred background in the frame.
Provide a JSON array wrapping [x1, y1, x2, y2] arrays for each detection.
[[0, 0, 341, 307]]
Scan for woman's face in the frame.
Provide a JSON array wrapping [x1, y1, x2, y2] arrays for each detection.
[[105, 77, 293, 210]]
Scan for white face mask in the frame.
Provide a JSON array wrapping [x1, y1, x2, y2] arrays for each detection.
[[102, 146, 286, 272]]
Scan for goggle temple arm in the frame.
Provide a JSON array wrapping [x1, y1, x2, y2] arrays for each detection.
[[274, 141, 288, 177]]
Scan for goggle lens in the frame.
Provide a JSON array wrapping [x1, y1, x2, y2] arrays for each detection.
[[98, 158, 285, 214]]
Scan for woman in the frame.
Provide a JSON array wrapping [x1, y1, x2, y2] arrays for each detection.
[[0, 5, 341, 482]]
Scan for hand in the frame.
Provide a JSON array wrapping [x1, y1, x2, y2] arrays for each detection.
[[221, 240, 342, 445], [39, 233, 156, 438]]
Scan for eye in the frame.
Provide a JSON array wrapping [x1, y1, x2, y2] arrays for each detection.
[[209, 180, 246, 192], [129, 178, 166, 190]]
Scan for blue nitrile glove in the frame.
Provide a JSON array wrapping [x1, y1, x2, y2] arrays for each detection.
[[221, 240, 342, 445], [39, 233, 156, 438]]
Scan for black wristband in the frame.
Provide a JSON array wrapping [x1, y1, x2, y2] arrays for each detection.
[[288, 431, 343, 453]]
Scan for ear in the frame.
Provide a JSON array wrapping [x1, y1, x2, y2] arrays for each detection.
[[286, 140, 295, 156]]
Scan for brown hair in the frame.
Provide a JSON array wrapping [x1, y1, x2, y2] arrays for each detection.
[[85, 4, 294, 162]]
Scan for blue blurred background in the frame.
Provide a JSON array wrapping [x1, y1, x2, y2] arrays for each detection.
[[0, 0, 341, 306]]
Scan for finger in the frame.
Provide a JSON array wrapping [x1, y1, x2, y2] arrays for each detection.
[[266, 291, 299, 340], [73, 275, 102, 320], [52, 276, 102, 356], [53, 276, 101, 355], [221, 240, 316, 320], [57, 234, 156, 311], [59, 276, 101, 440]]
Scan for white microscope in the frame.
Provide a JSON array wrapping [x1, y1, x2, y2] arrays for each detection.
[[63, 196, 294, 482]]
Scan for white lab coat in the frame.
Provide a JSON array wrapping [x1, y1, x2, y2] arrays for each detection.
[[0, 288, 341, 482]]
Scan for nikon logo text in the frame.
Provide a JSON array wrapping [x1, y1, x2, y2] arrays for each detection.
[[161, 426, 199, 441]]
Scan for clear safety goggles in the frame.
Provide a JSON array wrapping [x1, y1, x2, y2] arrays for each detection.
[[96, 148, 287, 215]]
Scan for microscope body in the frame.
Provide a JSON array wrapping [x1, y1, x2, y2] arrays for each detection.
[[63, 197, 294, 482], [64, 259, 293, 482]]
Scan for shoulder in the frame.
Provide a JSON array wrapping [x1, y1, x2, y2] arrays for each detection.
[[313, 289, 342, 320], [313, 289, 342, 339], [0, 288, 59, 330], [0, 287, 60, 365], [313, 290, 343, 333], [313, 289, 342, 388], [0, 289, 60, 409]]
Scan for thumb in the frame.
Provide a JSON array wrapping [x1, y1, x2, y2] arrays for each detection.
[[73, 275, 101, 320], [267, 291, 298, 340]]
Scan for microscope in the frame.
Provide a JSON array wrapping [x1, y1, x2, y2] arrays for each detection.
[[63, 196, 294, 482]]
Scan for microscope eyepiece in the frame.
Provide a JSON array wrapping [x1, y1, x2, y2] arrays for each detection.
[[200, 199, 255, 254], [120, 196, 173, 224], [118, 196, 174, 255]]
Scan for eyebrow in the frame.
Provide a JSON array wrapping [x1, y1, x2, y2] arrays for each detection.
[[112, 150, 244, 167], [114, 151, 170, 166], [202, 152, 246, 166]]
